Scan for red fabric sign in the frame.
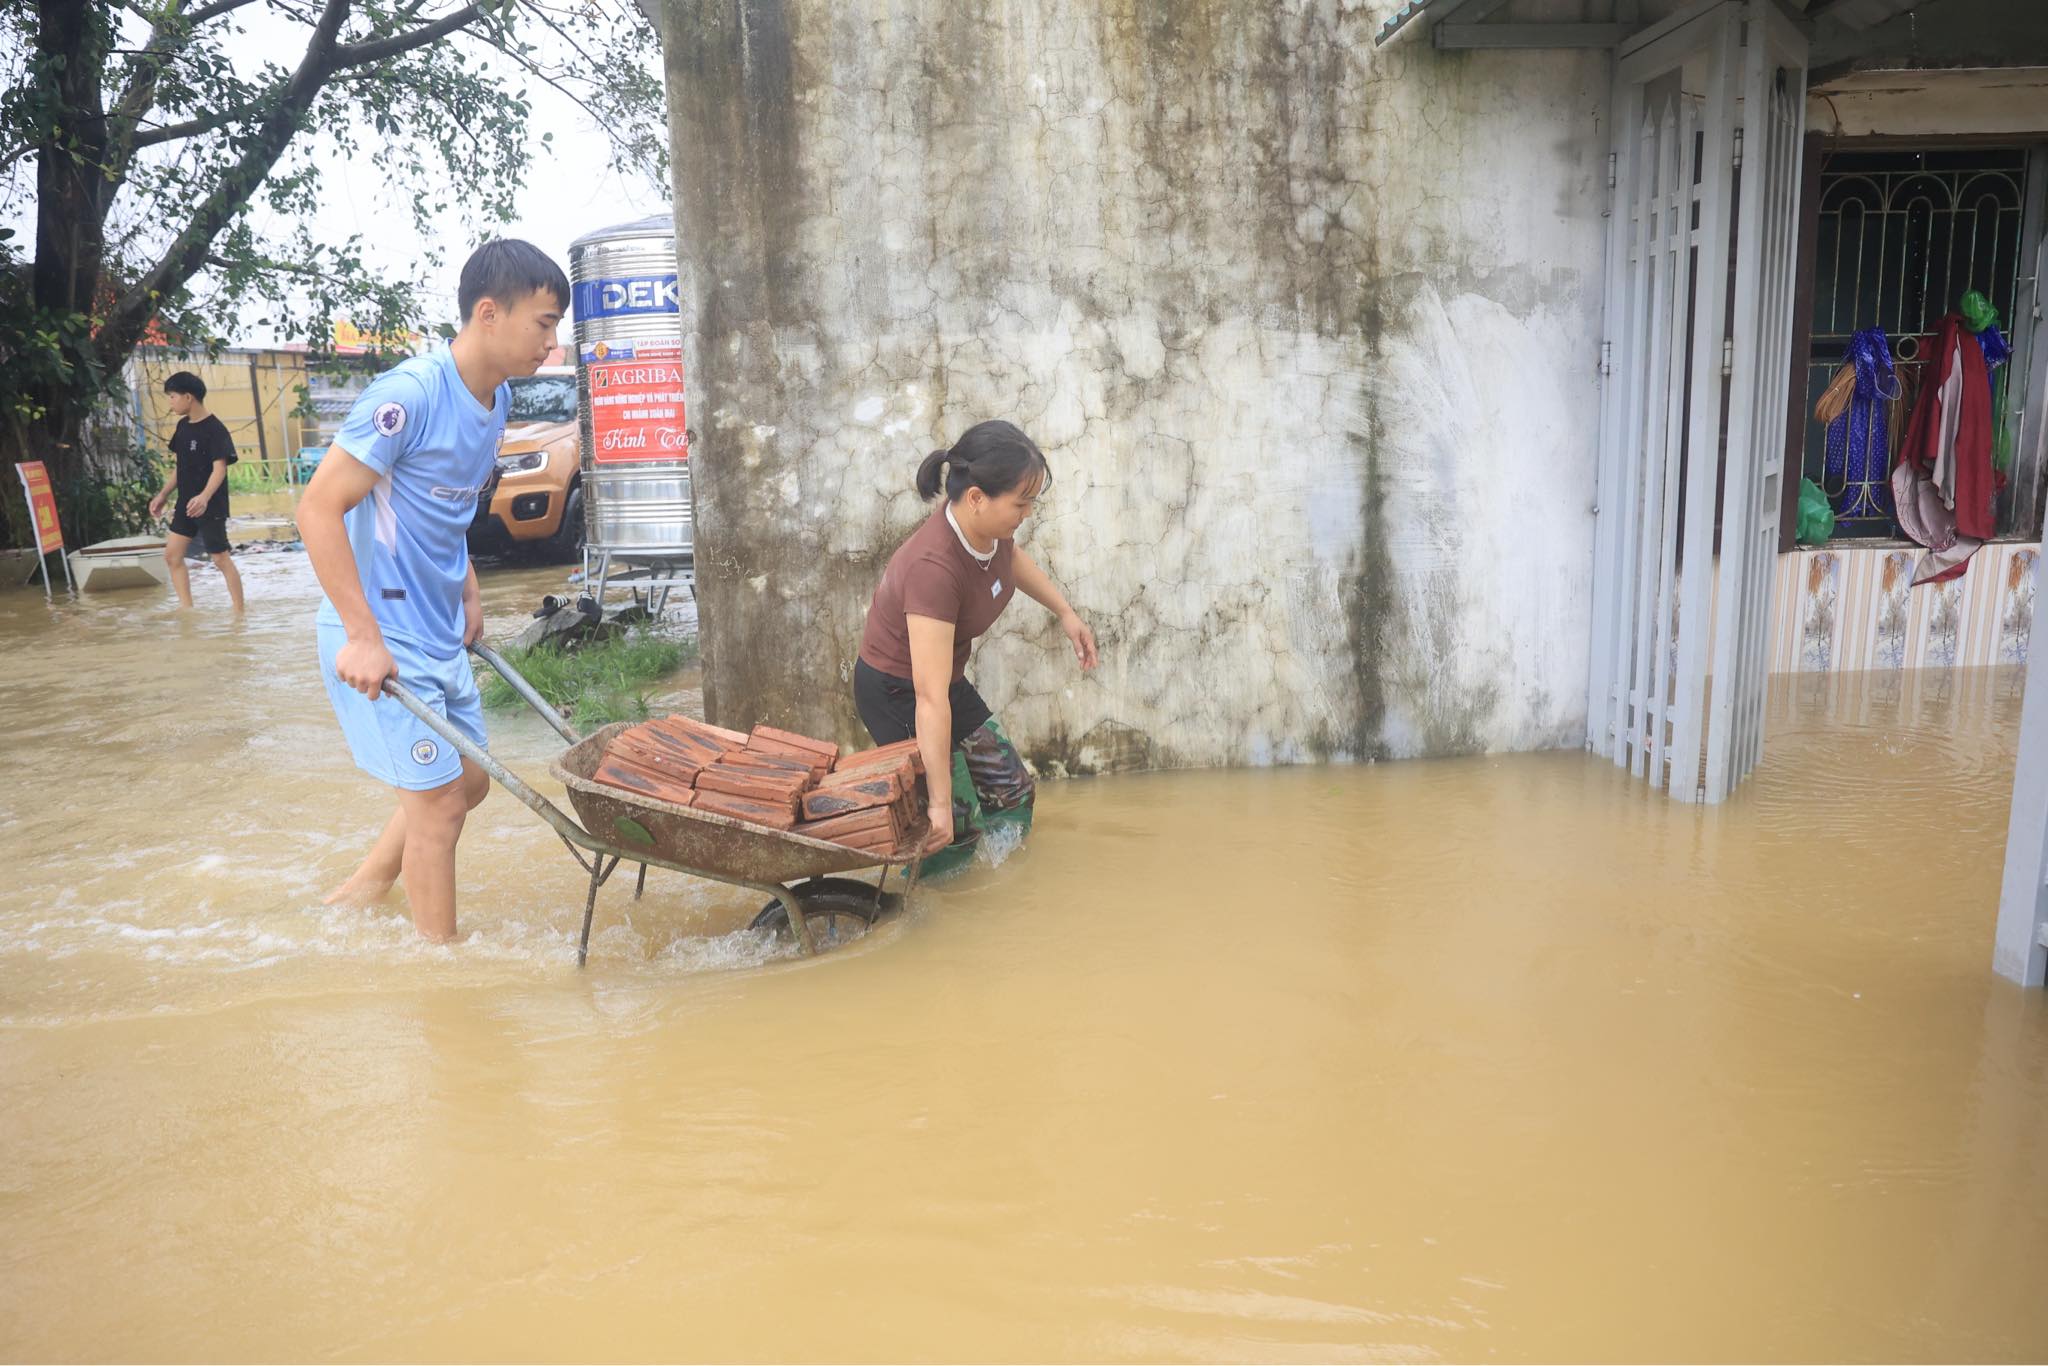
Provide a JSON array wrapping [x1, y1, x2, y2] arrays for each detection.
[[15, 461, 64, 554]]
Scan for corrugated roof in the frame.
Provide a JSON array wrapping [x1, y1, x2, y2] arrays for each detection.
[[1809, 0, 1924, 28], [1377, 0, 1923, 50], [1373, 0, 1476, 47]]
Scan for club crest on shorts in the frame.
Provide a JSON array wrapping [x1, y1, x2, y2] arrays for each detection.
[[411, 739, 439, 766], [373, 402, 407, 437]]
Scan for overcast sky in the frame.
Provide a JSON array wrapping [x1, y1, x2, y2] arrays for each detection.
[[281, 93, 672, 344], [6, 9, 672, 346]]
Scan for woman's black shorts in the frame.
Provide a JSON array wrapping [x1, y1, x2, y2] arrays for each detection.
[[852, 657, 992, 748]]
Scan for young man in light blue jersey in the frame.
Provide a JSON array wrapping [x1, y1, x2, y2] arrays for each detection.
[[302, 240, 569, 941]]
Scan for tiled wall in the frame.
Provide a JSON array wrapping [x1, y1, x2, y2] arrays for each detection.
[[1768, 542, 2039, 674]]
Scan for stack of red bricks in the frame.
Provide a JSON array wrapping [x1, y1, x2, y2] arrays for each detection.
[[591, 715, 927, 856]]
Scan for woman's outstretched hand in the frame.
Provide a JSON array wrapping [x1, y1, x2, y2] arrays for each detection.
[[923, 802, 955, 855], [1061, 611, 1098, 671]]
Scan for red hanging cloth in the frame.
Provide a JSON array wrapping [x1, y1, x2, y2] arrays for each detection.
[[1890, 313, 2003, 584]]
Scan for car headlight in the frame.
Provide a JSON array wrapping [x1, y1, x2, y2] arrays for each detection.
[[497, 449, 548, 474]]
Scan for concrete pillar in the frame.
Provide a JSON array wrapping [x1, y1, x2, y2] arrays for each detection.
[[1995, 543, 2048, 986]]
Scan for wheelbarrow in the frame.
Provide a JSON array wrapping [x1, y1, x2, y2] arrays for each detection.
[[381, 643, 928, 964]]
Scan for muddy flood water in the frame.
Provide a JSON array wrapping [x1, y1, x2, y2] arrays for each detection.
[[3, 533, 2047, 1362]]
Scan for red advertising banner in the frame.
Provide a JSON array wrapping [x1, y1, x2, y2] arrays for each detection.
[[15, 461, 64, 554], [582, 338, 688, 464]]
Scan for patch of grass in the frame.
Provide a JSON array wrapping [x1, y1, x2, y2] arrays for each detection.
[[572, 689, 661, 727], [478, 630, 691, 723], [226, 461, 292, 494]]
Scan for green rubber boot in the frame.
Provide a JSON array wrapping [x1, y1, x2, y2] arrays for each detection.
[[915, 718, 1035, 881]]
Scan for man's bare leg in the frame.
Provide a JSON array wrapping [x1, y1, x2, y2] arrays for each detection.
[[325, 760, 487, 909], [163, 532, 194, 608], [324, 806, 406, 905], [211, 550, 245, 611], [398, 774, 470, 942]]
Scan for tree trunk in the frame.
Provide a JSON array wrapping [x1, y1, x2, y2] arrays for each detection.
[[27, 0, 112, 505], [33, 0, 110, 323]]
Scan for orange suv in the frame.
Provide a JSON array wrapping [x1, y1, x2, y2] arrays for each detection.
[[468, 369, 583, 562]]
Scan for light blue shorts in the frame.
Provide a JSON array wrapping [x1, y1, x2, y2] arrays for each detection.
[[317, 622, 487, 791]]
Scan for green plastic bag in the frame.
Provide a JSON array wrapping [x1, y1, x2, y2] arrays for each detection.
[[1796, 476, 1835, 546], [1959, 290, 2014, 473]]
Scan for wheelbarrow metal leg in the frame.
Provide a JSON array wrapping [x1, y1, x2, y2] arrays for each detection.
[[577, 854, 622, 967], [577, 862, 602, 967], [634, 862, 647, 901]]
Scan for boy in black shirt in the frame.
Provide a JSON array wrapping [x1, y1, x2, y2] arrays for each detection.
[[148, 371, 246, 611]]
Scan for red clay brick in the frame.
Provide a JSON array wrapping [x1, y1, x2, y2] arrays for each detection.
[[692, 789, 799, 830], [817, 756, 912, 792], [744, 732, 814, 756], [711, 768, 812, 794], [800, 776, 901, 821], [818, 768, 904, 801], [745, 735, 833, 770], [750, 725, 839, 763], [716, 749, 813, 776], [606, 736, 706, 783], [592, 758, 699, 808], [834, 740, 924, 777], [635, 733, 717, 766], [794, 804, 902, 843], [640, 720, 729, 764], [606, 728, 697, 765], [736, 747, 832, 786], [651, 715, 749, 751], [709, 757, 821, 792], [618, 730, 715, 774], [694, 768, 806, 811], [827, 830, 904, 856]]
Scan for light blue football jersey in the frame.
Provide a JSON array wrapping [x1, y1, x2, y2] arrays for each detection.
[[315, 347, 509, 656]]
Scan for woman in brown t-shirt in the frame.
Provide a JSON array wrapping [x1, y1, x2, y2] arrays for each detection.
[[855, 420, 1098, 869]]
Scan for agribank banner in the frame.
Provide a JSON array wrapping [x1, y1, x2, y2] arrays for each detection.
[[581, 339, 688, 464]]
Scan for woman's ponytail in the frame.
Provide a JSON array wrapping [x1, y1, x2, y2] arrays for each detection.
[[913, 421, 1048, 505], [914, 448, 951, 501]]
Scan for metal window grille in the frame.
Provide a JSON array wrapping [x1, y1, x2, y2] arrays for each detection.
[[1801, 146, 2036, 539]]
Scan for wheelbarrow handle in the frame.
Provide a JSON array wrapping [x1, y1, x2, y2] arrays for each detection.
[[468, 640, 580, 745], [381, 675, 607, 857]]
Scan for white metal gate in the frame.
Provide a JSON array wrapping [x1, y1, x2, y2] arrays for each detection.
[[1585, 0, 1808, 803]]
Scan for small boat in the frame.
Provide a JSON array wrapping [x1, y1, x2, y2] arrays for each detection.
[[69, 536, 171, 591]]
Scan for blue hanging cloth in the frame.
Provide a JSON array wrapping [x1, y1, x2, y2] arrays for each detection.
[[1979, 322, 2011, 368], [1824, 327, 1898, 522]]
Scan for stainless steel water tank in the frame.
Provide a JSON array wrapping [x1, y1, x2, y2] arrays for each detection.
[[568, 214, 692, 558]]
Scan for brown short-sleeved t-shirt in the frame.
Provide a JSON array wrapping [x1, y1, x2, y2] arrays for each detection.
[[860, 507, 1017, 682]]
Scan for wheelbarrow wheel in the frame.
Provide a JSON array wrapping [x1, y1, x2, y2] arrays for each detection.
[[750, 878, 898, 949]]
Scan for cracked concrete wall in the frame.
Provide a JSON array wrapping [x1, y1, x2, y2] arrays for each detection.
[[662, 0, 1608, 772]]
